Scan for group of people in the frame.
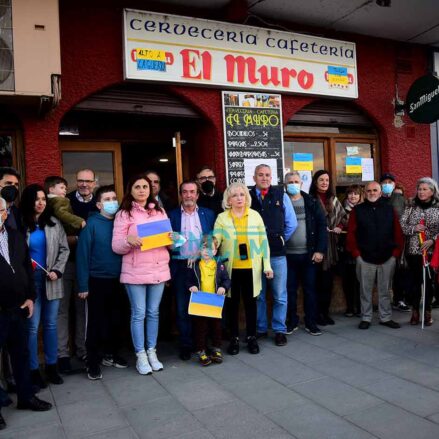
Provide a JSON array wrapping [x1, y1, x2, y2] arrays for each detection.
[[1, 162, 439, 431]]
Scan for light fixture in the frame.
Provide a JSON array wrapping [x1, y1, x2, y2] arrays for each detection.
[[376, 0, 391, 7], [59, 126, 79, 136], [159, 158, 168, 162]]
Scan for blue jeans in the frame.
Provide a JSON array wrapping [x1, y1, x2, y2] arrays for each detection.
[[257, 256, 288, 333], [125, 283, 165, 353], [171, 260, 192, 348], [27, 270, 60, 370], [286, 254, 317, 328]]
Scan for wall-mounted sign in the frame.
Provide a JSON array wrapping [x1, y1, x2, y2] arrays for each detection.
[[222, 91, 284, 185], [123, 9, 358, 98], [406, 74, 439, 124]]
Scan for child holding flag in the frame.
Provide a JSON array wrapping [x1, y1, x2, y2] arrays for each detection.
[[187, 235, 231, 366]]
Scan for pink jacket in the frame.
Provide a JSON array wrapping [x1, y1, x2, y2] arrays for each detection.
[[112, 202, 171, 285]]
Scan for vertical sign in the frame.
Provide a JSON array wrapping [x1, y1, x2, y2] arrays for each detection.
[[223, 91, 284, 185]]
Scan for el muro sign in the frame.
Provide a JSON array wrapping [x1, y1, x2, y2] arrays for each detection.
[[123, 9, 358, 98], [406, 74, 439, 124]]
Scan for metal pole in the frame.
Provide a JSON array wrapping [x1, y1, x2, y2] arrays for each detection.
[[421, 264, 426, 330]]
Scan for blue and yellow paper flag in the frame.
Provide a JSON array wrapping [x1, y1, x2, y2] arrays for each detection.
[[188, 292, 225, 319], [137, 219, 173, 251], [327, 66, 349, 86], [293, 153, 313, 171], [346, 157, 362, 174]]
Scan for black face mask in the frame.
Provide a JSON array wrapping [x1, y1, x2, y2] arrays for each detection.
[[1, 185, 18, 203], [201, 180, 214, 194]]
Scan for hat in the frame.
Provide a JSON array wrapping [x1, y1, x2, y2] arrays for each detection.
[[380, 173, 395, 183]]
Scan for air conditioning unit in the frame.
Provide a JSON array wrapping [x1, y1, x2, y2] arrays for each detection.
[[0, 0, 61, 108]]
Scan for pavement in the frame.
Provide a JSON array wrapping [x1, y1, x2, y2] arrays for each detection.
[[2, 310, 439, 439]]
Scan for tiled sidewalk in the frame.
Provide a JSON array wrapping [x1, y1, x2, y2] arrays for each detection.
[[2, 311, 439, 438]]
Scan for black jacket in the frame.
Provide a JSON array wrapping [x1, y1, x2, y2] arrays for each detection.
[[0, 226, 36, 310], [295, 191, 328, 258], [186, 258, 231, 292], [198, 191, 223, 217]]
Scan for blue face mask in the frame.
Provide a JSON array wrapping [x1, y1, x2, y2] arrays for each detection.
[[102, 200, 119, 216], [286, 183, 301, 196], [381, 183, 394, 196]]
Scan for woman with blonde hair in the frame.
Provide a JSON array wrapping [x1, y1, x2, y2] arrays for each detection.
[[214, 182, 272, 355]]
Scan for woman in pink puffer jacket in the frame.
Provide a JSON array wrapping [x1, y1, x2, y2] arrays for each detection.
[[112, 173, 171, 375]]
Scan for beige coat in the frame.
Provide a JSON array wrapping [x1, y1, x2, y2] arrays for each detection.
[[214, 208, 272, 298]]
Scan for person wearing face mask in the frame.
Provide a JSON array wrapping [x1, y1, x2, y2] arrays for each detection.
[[284, 172, 327, 336], [196, 166, 223, 217], [380, 173, 406, 218], [347, 181, 403, 330], [76, 186, 126, 380], [0, 167, 21, 232]]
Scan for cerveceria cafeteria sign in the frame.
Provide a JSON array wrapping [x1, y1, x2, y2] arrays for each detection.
[[406, 74, 439, 124], [123, 9, 358, 98]]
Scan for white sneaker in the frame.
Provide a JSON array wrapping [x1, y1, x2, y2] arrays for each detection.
[[136, 351, 152, 375], [147, 348, 163, 371]]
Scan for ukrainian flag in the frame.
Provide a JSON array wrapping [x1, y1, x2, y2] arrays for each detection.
[[346, 157, 362, 174], [188, 292, 225, 319], [137, 219, 173, 251]]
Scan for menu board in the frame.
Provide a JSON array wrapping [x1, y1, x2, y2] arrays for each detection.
[[222, 91, 285, 185]]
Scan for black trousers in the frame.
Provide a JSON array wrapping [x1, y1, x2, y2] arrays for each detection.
[[341, 257, 361, 314], [407, 255, 433, 312], [230, 269, 256, 338], [0, 308, 33, 402], [315, 265, 334, 317], [86, 277, 123, 367]]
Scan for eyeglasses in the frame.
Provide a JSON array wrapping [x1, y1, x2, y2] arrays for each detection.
[[77, 179, 95, 184], [150, 180, 160, 184], [198, 175, 215, 182]]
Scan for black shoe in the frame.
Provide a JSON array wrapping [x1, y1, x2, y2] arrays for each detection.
[[286, 324, 299, 335], [45, 364, 64, 385], [246, 336, 260, 354], [87, 364, 103, 380], [101, 354, 128, 369], [179, 347, 192, 361], [358, 321, 370, 330], [0, 412, 6, 430], [227, 337, 240, 355], [256, 332, 268, 339], [324, 315, 335, 325], [274, 333, 287, 346], [379, 320, 400, 329], [305, 325, 322, 336], [17, 396, 52, 411], [57, 357, 72, 374], [30, 369, 47, 391]]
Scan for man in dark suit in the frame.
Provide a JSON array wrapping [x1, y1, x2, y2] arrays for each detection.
[[168, 181, 215, 360], [0, 197, 52, 430], [146, 170, 176, 213]]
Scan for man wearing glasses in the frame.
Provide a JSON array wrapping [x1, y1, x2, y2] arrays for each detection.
[[196, 166, 223, 217], [58, 169, 98, 373], [146, 170, 175, 212]]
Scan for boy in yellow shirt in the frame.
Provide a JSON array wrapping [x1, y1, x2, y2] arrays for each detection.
[[187, 236, 231, 366]]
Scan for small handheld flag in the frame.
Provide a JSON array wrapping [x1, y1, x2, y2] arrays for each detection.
[[418, 218, 429, 266], [31, 258, 49, 274], [188, 291, 225, 319], [137, 219, 173, 251]]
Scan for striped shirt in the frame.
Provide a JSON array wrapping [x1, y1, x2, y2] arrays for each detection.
[[0, 227, 10, 265]]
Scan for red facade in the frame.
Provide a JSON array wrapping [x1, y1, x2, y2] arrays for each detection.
[[16, 2, 431, 191]]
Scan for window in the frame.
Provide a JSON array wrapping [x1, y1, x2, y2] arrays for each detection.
[[0, 135, 13, 166]]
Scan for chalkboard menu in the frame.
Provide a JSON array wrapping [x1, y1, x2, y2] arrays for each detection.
[[222, 91, 285, 185]]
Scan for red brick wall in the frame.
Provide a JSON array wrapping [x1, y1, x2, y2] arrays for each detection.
[[17, 1, 431, 193]]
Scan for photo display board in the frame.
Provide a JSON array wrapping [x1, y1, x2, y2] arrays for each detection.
[[222, 91, 284, 185]]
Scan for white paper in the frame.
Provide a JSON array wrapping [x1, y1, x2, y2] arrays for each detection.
[[298, 170, 312, 193], [346, 146, 359, 156], [361, 158, 374, 181], [243, 158, 278, 186]]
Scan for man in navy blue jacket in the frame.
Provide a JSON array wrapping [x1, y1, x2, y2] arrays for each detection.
[[168, 181, 215, 360]]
